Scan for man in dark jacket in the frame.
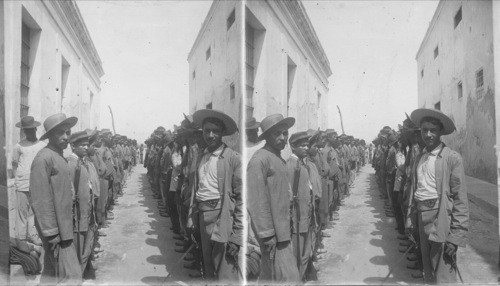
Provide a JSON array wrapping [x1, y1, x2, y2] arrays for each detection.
[[247, 114, 300, 283], [30, 113, 82, 284]]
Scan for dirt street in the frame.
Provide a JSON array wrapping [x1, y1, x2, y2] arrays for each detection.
[[90, 165, 201, 285], [313, 165, 499, 285]]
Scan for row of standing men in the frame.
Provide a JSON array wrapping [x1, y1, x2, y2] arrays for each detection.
[[10, 113, 139, 284], [372, 108, 469, 284], [246, 114, 368, 282], [143, 110, 243, 281], [143, 109, 370, 283]]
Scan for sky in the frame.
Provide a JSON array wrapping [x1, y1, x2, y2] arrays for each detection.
[[77, 0, 212, 143], [303, 0, 439, 142], [77, 0, 439, 143]]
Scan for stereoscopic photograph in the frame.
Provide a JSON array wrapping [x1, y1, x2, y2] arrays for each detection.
[[0, 0, 498, 285]]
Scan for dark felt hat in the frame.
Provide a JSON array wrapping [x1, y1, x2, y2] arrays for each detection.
[[245, 117, 260, 130], [101, 128, 112, 135], [40, 113, 78, 141], [257, 114, 295, 141], [16, 116, 41, 129], [325, 129, 336, 135], [193, 109, 238, 136], [85, 128, 98, 143], [410, 108, 456, 135], [69, 130, 89, 144], [289, 131, 310, 146]]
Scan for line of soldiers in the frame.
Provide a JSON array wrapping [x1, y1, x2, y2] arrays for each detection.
[[10, 113, 138, 284], [372, 108, 469, 284], [246, 114, 368, 283], [143, 110, 243, 282]]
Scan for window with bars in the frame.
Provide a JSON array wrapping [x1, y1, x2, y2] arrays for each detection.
[[61, 57, 70, 112], [246, 24, 255, 111], [434, 101, 441, 110], [454, 7, 462, 29], [230, 83, 235, 100], [227, 9, 235, 30], [20, 23, 30, 118], [206, 47, 211, 60], [458, 81, 463, 99], [476, 68, 483, 89]]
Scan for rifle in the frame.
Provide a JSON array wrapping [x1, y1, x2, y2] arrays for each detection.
[[73, 160, 82, 264], [292, 159, 301, 270]]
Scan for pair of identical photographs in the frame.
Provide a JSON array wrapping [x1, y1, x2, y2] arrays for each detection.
[[1, 0, 499, 285]]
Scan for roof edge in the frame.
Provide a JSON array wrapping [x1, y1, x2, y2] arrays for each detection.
[[188, 0, 219, 61], [416, 0, 445, 60]]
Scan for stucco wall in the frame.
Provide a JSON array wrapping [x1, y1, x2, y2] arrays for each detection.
[[417, 0, 496, 184], [4, 0, 102, 172], [245, 0, 330, 158], [188, 0, 242, 152]]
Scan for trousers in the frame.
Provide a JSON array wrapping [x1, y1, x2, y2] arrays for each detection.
[[417, 203, 457, 284], [39, 238, 82, 285], [292, 230, 313, 279], [15, 191, 39, 243], [198, 205, 240, 282], [257, 238, 300, 283], [318, 178, 329, 225]]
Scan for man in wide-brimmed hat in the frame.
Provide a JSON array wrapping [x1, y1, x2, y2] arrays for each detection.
[[189, 109, 242, 281], [407, 108, 468, 284], [247, 113, 300, 282], [30, 113, 82, 284], [12, 116, 46, 245], [245, 117, 264, 161]]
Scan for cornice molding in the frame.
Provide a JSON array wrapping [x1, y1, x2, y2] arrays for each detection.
[[275, 0, 332, 80], [46, 0, 104, 79]]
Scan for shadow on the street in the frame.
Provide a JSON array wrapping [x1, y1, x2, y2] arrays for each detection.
[[361, 172, 422, 285], [135, 172, 201, 285]]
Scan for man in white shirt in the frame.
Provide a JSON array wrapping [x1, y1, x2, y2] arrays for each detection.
[[409, 108, 469, 284], [12, 116, 46, 244], [192, 109, 242, 282]]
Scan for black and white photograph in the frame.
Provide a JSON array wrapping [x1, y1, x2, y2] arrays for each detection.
[[0, 0, 499, 285]]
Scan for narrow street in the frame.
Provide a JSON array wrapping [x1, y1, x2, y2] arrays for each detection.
[[314, 165, 499, 285], [90, 165, 199, 285]]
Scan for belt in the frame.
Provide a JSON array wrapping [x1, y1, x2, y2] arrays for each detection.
[[416, 198, 439, 211], [197, 198, 221, 211]]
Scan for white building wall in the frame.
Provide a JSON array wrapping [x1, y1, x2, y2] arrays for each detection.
[[416, 0, 496, 183], [4, 0, 102, 173], [246, 1, 329, 133], [188, 0, 242, 152]]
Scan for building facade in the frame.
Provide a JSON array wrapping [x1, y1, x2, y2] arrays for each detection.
[[188, 0, 243, 152], [3, 0, 104, 175], [416, 0, 497, 184], [245, 0, 332, 134], [188, 0, 332, 153]]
